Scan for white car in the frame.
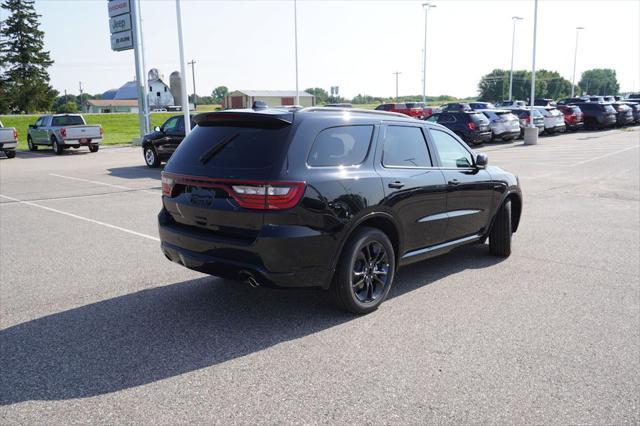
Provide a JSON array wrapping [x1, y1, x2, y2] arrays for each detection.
[[535, 107, 566, 134], [480, 109, 521, 141], [496, 100, 528, 109]]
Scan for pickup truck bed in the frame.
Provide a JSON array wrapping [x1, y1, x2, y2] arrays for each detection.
[[0, 122, 18, 159]]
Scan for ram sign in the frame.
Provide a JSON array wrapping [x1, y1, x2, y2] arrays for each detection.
[[111, 30, 133, 51]]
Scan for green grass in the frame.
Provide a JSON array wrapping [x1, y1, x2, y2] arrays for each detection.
[[1, 112, 191, 150]]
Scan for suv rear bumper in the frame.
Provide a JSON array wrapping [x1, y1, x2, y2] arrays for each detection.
[[158, 208, 332, 288], [468, 131, 492, 144]]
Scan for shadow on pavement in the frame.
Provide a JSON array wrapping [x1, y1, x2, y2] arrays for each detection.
[[107, 165, 162, 181], [0, 244, 502, 405]]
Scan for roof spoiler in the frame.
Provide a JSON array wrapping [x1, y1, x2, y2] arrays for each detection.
[[192, 111, 293, 128]]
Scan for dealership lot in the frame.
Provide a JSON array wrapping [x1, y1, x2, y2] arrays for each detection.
[[1, 128, 638, 423]]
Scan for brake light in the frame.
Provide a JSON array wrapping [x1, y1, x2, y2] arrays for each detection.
[[13, 129, 18, 139], [100, 127, 104, 136], [161, 173, 175, 197], [467, 121, 477, 130], [161, 172, 306, 210], [60, 128, 67, 138]]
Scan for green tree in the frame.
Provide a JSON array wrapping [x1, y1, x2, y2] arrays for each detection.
[[478, 69, 573, 102], [55, 101, 78, 113], [578, 69, 619, 95], [304, 87, 329, 104], [0, 0, 57, 113], [211, 86, 228, 104]]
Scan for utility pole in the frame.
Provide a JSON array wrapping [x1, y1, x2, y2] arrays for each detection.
[[79, 82, 83, 113], [393, 71, 401, 101], [175, 0, 191, 136], [293, 0, 299, 106], [571, 26, 584, 98], [188, 59, 197, 111], [422, 3, 435, 103], [509, 16, 523, 101]]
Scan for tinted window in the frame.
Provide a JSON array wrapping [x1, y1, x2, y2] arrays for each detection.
[[307, 125, 373, 167], [169, 125, 291, 169], [438, 113, 456, 124], [51, 115, 84, 126], [382, 126, 431, 168], [426, 114, 439, 123], [430, 129, 473, 168], [604, 105, 616, 113], [163, 117, 180, 132], [470, 113, 490, 124]]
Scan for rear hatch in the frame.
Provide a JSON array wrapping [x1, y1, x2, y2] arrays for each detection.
[[161, 111, 298, 241], [469, 113, 490, 132]]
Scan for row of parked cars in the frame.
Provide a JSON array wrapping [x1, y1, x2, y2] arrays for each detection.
[[374, 94, 640, 146]]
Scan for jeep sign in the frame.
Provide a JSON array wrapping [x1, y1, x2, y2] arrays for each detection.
[[110, 14, 131, 33]]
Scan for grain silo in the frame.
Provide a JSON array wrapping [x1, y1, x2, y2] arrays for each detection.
[[169, 71, 183, 105]]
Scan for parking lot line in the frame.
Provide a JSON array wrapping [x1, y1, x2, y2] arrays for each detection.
[[49, 173, 160, 195], [0, 194, 160, 242], [567, 145, 639, 167]]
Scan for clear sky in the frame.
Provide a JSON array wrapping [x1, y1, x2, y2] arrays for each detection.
[[10, 0, 640, 98]]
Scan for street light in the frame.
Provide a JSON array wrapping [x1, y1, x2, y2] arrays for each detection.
[[393, 71, 402, 101], [524, 0, 539, 145], [508, 16, 523, 101], [422, 3, 436, 103], [571, 26, 585, 97], [293, 0, 299, 106]]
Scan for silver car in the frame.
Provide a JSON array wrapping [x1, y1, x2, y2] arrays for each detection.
[[480, 109, 521, 141], [535, 107, 566, 134]]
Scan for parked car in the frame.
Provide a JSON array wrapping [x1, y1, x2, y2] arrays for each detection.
[[0, 120, 18, 159], [534, 98, 557, 107], [557, 105, 584, 131], [557, 97, 589, 105], [620, 101, 640, 123], [602, 96, 616, 103], [325, 103, 353, 108], [440, 103, 472, 112], [469, 102, 495, 110], [142, 115, 195, 167], [495, 100, 527, 109], [27, 114, 103, 155], [426, 111, 492, 145], [574, 102, 617, 129], [479, 110, 520, 141], [158, 107, 522, 314], [511, 108, 545, 137], [375, 103, 424, 119], [614, 96, 623, 101], [405, 102, 435, 118], [588, 96, 606, 103], [627, 93, 640, 100], [534, 107, 566, 134], [611, 103, 634, 126]]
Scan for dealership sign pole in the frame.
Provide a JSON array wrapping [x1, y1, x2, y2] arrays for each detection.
[[108, 0, 149, 140], [175, 0, 191, 136]]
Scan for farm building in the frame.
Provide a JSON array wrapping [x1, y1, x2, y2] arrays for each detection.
[[99, 68, 178, 111], [224, 90, 315, 109], [86, 99, 138, 113]]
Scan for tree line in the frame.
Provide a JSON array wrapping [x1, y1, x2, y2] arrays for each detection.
[[477, 68, 620, 102]]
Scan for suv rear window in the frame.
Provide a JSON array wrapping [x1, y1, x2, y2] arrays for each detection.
[[170, 125, 291, 169], [469, 113, 490, 124], [52, 115, 84, 126], [604, 104, 616, 113], [307, 125, 373, 167]]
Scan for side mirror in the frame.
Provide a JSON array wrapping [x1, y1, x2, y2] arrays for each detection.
[[29, 124, 36, 129], [475, 153, 488, 169], [154, 126, 161, 132]]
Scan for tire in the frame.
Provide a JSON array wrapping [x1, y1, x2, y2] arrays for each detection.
[[51, 137, 63, 155], [489, 200, 512, 257], [5, 150, 16, 159], [585, 118, 597, 130], [144, 145, 161, 168], [27, 136, 37, 151], [89, 144, 99, 153], [331, 227, 396, 314]]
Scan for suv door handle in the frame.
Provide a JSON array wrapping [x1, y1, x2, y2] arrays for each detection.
[[448, 179, 460, 186], [388, 181, 405, 189]]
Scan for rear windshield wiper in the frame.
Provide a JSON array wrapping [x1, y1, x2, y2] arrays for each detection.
[[199, 133, 239, 165]]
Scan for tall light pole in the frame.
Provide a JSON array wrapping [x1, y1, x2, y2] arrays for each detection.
[[293, 0, 299, 106], [571, 26, 584, 97], [188, 59, 197, 111], [422, 3, 436, 103], [175, 0, 191, 136], [524, 0, 539, 146], [508, 16, 523, 101], [393, 71, 402, 101]]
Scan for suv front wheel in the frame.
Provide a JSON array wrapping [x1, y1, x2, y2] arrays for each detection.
[[331, 227, 396, 314]]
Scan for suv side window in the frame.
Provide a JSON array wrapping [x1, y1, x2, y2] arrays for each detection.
[[35, 117, 45, 127], [430, 129, 474, 168], [438, 113, 456, 124], [163, 117, 180, 132], [307, 125, 373, 167], [382, 126, 431, 168]]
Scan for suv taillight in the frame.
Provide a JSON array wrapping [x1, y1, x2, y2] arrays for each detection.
[[161, 172, 306, 210], [467, 121, 477, 130], [60, 128, 67, 138]]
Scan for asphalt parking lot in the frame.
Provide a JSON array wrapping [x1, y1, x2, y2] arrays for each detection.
[[1, 127, 639, 424]]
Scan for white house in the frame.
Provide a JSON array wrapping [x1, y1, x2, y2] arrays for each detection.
[[224, 90, 315, 109], [147, 69, 175, 109]]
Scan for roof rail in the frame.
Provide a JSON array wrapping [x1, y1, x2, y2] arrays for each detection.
[[299, 106, 411, 119]]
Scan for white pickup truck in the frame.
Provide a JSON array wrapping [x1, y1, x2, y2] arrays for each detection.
[[26, 114, 103, 155], [0, 120, 18, 159]]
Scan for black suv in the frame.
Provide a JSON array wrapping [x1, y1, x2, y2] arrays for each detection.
[[574, 102, 617, 129], [142, 115, 195, 167], [159, 107, 522, 313], [426, 111, 492, 145]]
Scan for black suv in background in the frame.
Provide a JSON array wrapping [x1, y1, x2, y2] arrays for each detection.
[[158, 107, 522, 313], [574, 102, 617, 129], [426, 111, 492, 145], [142, 115, 195, 167]]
